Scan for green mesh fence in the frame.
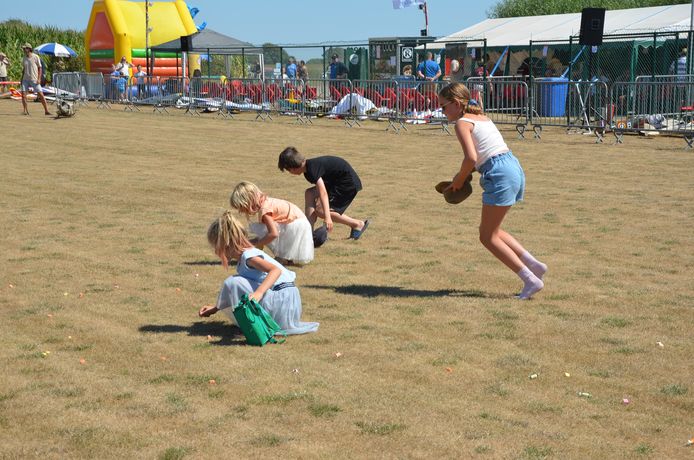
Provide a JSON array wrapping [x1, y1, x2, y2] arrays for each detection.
[[436, 31, 692, 83]]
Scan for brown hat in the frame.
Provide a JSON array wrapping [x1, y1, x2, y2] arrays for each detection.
[[435, 174, 474, 204], [22, 43, 33, 50]]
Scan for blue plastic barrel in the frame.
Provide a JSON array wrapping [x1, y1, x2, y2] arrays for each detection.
[[539, 77, 568, 117]]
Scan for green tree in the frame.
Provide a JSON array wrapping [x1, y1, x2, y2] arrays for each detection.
[[323, 47, 346, 61], [261, 42, 290, 65], [198, 54, 246, 78], [0, 19, 85, 81], [489, 0, 690, 18]]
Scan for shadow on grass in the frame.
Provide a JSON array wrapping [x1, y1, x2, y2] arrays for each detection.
[[305, 284, 504, 298], [139, 321, 245, 346]]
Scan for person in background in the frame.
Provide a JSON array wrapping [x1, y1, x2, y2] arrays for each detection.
[[298, 60, 309, 82], [115, 56, 133, 78], [286, 57, 297, 80], [38, 55, 48, 86], [395, 64, 416, 89], [416, 51, 441, 82], [19, 43, 51, 116], [110, 64, 126, 101], [448, 59, 465, 83], [0, 52, 9, 83], [134, 64, 147, 99], [669, 48, 687, 81], [190, 68, 203, 95], [329, 54, 348, 80]]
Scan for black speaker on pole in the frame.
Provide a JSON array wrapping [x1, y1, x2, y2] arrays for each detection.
[[579, 8, 606, 46], [180, 35, 194, 52]]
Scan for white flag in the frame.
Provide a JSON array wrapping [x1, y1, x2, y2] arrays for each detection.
[[393, 0, 425, 9]]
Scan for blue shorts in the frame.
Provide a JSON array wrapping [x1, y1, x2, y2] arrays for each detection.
[[477, 151, 525, 206], [21, 80, 42, 93]]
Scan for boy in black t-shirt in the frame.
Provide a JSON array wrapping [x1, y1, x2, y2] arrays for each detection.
[[278, 146, 369, 240]]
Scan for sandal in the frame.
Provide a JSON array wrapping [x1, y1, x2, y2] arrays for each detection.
[[349, 220, 369, 240]]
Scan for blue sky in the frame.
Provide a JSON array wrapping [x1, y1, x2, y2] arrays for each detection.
[[1, 0, 498, 47]]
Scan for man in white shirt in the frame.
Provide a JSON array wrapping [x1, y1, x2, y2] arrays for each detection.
[[0, 51, 9, 83], [20, 43, 51, 116], [669, 48, 687, 81], [115, 56, 133, 77]]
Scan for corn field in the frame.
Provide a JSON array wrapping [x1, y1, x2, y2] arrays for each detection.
[[0, 19, 85, 82]]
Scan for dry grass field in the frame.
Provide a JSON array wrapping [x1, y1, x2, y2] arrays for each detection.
[[1, 99, 692, 459]]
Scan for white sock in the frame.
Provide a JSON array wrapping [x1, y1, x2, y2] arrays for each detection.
[[521, 251, 547, 280], [517, 266, 544, 300]]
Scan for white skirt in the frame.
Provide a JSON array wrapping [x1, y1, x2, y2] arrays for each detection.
[[250, 218, 314, 264], [215, 275, 319, 335]]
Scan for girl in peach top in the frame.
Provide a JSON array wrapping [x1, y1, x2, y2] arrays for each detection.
[[230, 181, 314, 265]]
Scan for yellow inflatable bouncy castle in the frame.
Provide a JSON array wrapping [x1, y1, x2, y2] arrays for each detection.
[[85, 0, 199, 76]]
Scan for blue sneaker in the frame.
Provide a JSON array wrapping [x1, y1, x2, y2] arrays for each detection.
[[349, 220, 369, 240]]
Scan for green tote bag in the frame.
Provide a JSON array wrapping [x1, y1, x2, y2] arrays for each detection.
[[233, 294, 286, 346]]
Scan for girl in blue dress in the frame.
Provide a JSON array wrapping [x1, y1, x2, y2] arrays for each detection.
[[198, 210, 318, 335]]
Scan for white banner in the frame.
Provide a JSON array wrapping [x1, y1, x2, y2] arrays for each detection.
[[392, 0, 425, 9]]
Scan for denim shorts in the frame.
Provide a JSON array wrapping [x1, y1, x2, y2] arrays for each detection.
[[477, 151, 525, 206], [21, 80, 42, 93]]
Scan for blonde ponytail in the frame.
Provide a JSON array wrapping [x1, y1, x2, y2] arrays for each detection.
[[207, 210, 251, 266], [438, 82, 484, 116]]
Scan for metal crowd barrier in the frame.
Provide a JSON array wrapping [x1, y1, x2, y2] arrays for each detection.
[[227, 78, 270, 120], [395, 81, 446, 131], [264, 78, 304, 122], [527, 78, 607, 142], [296, 78, 348, 125], [47, 72, 694, 147], [158, 77, 188, 112], [128, 75, 162, 112], [186, 77, 228, 116], [51, 72, 83, 105], [635, 75, 694, 83], [610, 80, 694, 147], [78, 72, 105, 106], [97, 73, 121, 108], [565, 80, 610, 141], [469, 76, 529, 138], [350, 79, 401, 128], [52, 72, 105, 106]]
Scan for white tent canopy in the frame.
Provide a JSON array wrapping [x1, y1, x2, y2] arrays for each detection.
[[422, 4, 692, 49]]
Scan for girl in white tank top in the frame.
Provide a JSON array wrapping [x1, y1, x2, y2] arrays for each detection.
[[438, 82, 546, 300]]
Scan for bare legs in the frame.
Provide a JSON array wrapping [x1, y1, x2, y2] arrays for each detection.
[[21, 90, 51, 115], [479, 204, 544, 299], [479, 205, 523, 271], [304, 187, 364, 232]]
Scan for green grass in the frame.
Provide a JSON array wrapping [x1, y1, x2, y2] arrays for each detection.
[[308, 403, 342, 417], [660, 384, 688, 396], [355, 421, 406, 436], [0, 103, 692, 458]]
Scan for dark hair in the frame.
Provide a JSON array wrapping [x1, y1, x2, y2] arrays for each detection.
[[278, 146, 305, 171]]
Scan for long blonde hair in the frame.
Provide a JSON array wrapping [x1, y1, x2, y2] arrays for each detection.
[[438, 82, 484, 116], [207, 210, 252, 267], [229, 181, 266, 215]]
